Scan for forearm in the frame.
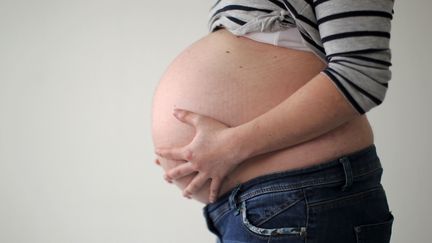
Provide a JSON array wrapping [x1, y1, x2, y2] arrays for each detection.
[[232, 72, 361, 160]]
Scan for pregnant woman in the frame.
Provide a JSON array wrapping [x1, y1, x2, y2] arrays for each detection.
[[152, 0, 395, 242]]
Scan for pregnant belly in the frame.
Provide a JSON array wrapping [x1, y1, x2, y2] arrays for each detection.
[[151, 29, 374, 204]]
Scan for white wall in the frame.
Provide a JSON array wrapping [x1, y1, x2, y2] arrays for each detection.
[[0, 0, 430, 242], [371, 1, 432, 243]]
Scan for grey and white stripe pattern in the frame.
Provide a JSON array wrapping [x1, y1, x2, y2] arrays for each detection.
[[208, 0, 396, 114]]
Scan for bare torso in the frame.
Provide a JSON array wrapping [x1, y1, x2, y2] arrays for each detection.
[[151, 29, 374, 204]]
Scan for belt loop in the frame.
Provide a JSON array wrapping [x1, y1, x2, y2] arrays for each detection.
[[339, 156, 353, 191], [229, 184, 242, 215]]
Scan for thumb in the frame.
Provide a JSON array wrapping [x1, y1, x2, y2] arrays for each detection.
[[173, 108, 203, 127], [155, 146, 186, 161]]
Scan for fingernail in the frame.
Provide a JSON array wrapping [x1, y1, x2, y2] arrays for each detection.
[[163, 174, 172, 183], [173, 109, 184, 118], [183, 192, 191, 199]]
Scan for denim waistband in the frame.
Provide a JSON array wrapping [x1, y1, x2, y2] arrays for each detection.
[[203, 144, 382, 224]]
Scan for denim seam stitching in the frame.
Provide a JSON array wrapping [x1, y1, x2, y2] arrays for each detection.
[[207, 165, 382, 224], [237, 166, 382, 203], [226, 156, 378, 191], [239, 201, 306, 240], [303, 188, 310, 242], [255, 197, 304, 227], [307, 185, 383, 207], [212, 204, 232, 225]]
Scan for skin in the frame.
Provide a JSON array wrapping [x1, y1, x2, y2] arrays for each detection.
[[155, 71, 360, 203]]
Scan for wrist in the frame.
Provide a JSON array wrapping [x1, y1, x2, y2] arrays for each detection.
[[226, 124, 256, 165]]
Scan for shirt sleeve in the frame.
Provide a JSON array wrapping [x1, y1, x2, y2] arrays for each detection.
[[314, 0, 395, 114]]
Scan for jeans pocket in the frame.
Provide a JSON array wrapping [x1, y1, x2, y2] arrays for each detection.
[[239, 188, 307, 240], [354, 211, 394, 243]]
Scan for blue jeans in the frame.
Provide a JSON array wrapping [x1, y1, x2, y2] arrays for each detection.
[[202, 144, 394, 243]]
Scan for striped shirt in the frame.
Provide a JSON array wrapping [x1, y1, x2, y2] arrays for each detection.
[[208, 0, 395, 114]]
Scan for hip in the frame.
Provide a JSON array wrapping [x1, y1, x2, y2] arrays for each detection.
[[216, 115, 374, 201], [203, 144, 394, 243]]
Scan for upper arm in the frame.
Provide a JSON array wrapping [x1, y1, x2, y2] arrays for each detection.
[[314, 0, 395, 114]]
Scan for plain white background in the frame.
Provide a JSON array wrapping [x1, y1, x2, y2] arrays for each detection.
[[0, 0, 430, 242]]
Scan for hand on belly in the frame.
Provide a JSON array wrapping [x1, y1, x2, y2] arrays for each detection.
[[155, 108, 248, 203], [151, 29, 347, 204]]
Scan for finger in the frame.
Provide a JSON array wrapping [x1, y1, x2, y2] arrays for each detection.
[[209, 177, 222, 203], [155, 146, 185, 161], [173, 108, 203, 127], [163, 174, 173, 184], [166, 162, 196, 180], [183, 173, 209, 198], [174, 108, 232, 130]]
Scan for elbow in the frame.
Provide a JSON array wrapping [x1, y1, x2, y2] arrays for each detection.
[[321, 59, 392, 115]]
